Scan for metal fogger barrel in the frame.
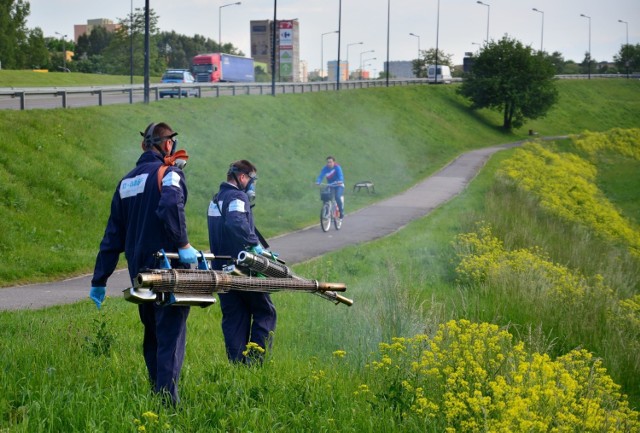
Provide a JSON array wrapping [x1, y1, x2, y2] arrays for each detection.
[[135, 268, 346, 294], [123, 250, 353, 307], [236, 251, 353, 306]]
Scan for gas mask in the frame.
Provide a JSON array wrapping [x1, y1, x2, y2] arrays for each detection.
[[246, 178, 256, 204], [228, 165, 257, 203], [167, 138, 188, 169], [141, 123, 189, 169]]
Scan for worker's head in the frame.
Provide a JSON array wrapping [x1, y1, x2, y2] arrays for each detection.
[[140, 122, 178, 156], [326, 156, 336, 168], [227, 160, 258, 201]]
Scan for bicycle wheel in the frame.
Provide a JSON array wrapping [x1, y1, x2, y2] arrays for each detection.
[[333, 202, 342, 230], [320, 201, 332, 232]]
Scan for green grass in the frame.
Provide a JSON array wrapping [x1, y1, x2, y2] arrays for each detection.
[[0, 70, 154, 87], [1, 80, 639, 431], [1, 80, 639, 286], [1, 135, 638, 431]]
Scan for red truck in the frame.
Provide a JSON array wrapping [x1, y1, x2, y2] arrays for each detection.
[[191, 53, 255, 83]]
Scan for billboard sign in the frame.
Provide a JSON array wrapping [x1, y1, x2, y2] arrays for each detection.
[[278, 21, 294, 80]]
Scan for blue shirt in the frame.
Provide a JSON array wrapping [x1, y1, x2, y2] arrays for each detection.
[[92, 150, 190, 286], [316, 164, 344, 185]]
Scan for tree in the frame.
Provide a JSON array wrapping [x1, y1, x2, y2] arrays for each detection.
[[412, 48, 453, 78], [103, 7, 164, 76], [155, 31, 237, 70], [458, 36, 558, 131], [544, 51, 566, 75], [0, 0, 30, 69], [580, 52, 597, 75], [614, 43, 640, 76], [25, 27, 49, 69], [254, 64, 270, 82], [561, 60, 581, 75], [75, 26, 114, 59]]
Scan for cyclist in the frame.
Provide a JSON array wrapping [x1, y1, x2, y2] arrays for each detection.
[[316, 156, 344, 221]]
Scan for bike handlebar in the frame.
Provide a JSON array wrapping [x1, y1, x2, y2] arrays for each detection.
[[315, 182, 343, 188]]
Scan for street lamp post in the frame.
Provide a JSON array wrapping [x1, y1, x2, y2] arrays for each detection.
[[409, 33, 420, 59], [619, 19, 629, 79], [321, 31, 338, 81], [477, 1, 490, 44], [346, 41, 363, 80], [219, 2, 241, 50], [130, 0, 134, 82], [580, 14, 591, 80], [54, 32, 67, 72], [144, 0, 150, 103], [435, 0, 440, 83], [130, 0, 134, 103], [532, 8, 544, 52], [362, 57, 376, 79], [359, 49, 374, 80], [337, 0, 343, 89], [385, 0, 390, 87], [271, 0, 277, 96]]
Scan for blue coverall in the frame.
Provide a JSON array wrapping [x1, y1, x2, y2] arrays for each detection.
[[91, 150, 192, 405], [316, 163, 345, 218], [207, 181, 277, 363]]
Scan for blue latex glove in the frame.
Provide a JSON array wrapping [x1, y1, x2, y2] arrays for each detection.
[[250, 245, 264, 256], [178, 245, 199, 264], [90, 286, 106, 309]]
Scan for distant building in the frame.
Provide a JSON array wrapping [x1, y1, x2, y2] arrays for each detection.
[[74, 18, 119, 43], [327, 60, 348, 81], [250, 19, 300, 82], [385, 61, 416, 78], [353, 69, 371, 80], [308, 69, 322, 81], [298, 59, 308, 82]]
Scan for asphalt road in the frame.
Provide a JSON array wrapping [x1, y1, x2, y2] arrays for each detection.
[[0, 141, 530, 311]]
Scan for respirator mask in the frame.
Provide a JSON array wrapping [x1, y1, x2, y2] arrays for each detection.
[[141, 123, 189, 169], [246, 178, 257, 204], [228, 165, 258, 204]]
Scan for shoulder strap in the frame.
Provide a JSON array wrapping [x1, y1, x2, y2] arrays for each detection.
[[254, 226, 270, 249], [157, 165, 169, 191]]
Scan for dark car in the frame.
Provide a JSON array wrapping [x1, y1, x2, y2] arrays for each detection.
[[159, 70, 198, 98]]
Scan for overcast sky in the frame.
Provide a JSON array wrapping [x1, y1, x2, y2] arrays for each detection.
[[27, 0, 638, 75]]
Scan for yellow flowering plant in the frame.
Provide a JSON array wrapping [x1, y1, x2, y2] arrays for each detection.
[[495, 136, 640, 257], [132, 411, 172, 433], [572, 128, 640, 161], [360, 320, 639, 432]]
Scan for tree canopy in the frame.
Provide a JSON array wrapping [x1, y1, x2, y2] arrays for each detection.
[[75, 8, 241, 75], [0, 0, 30, 69], [412, 48, 453, 78], [0, 2, 242, 74], [614, 43, 640, 76], [458, 36, 559, 131]]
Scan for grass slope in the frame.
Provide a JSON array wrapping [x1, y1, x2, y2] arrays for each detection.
[[0, 80, 638, 287], [0, 70, 153, 87], [0, 80, 639, 430]]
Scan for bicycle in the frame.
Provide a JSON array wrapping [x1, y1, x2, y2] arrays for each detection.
[[318, 183, 343, 232]]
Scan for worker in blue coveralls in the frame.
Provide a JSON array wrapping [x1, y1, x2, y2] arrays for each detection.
[[89, 122, 200, 406], [316, 156, 345, 220], [207, 160, 277, 364]]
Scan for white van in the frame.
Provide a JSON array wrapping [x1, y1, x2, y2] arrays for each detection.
[[427, 65, 452, 84]]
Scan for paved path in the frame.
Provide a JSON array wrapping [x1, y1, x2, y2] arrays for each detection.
[[0, 141, 531, 311]]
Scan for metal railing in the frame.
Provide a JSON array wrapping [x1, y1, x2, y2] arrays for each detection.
[[1, 74, 635, 110], [0, 79, 435, 110]]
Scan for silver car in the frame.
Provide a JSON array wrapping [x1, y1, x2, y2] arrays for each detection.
[[159, 70, 198, 98]]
